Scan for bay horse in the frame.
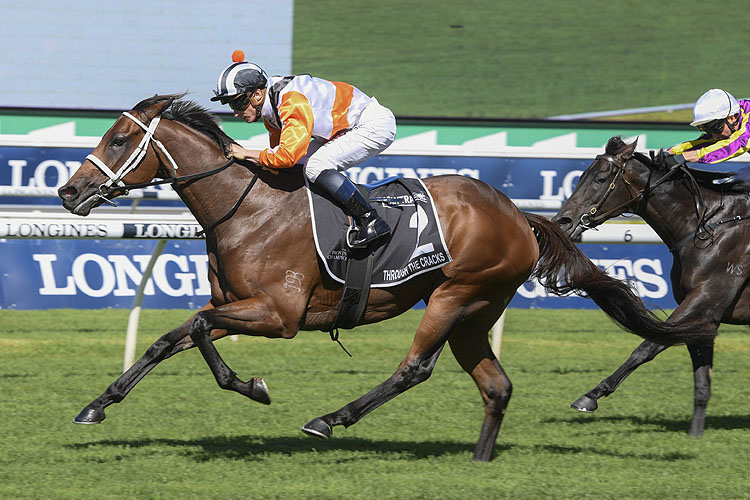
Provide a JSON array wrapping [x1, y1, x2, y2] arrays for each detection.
[[554, 136, 750, 436], [57, 96, 712, 461]]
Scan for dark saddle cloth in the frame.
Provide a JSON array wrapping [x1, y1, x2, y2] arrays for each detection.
[[306, 177, 452, 287]]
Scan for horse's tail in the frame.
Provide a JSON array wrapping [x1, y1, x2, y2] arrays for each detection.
[[523, 212, 716, 344]]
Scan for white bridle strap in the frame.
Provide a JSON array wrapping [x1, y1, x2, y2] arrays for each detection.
[[86, 111, 179, 190], [85, 154, 121, 186], [123, 112, 180, 173]]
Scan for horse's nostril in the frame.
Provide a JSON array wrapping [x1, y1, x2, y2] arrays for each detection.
[[553, 216, 573, 227], [58, 186, 78, 200]]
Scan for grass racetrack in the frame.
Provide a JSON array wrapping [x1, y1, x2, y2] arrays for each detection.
[[1, 308, 748, 499]]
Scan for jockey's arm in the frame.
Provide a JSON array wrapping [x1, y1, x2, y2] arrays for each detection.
[[230, 93, 314, 170], [257, 92, 314, 169], [682, 150, 700, 162]]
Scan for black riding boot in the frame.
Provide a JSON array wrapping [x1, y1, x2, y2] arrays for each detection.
[[313, 169, 391, 248]]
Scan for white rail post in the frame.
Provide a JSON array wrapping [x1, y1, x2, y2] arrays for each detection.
[[123, 238, 167, 372], [491, 310, 507, 359]]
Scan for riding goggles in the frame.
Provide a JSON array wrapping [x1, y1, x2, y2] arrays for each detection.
[[696, 118, 726, 134], [221, 93, 252, 112]]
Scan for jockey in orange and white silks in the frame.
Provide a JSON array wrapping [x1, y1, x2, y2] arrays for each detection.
[[665, 89, 750, 167], [211, 50, 395, 248]]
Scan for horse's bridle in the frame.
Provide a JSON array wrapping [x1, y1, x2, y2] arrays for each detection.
[[578, 153, 684, 230], [82, 109, 256, 237], [578, 154, 635, 229], [86, 112, 180, 203], [578, 151, 748, 251]]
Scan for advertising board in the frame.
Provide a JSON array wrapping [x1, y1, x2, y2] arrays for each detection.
[[2, 113, 747, 310]]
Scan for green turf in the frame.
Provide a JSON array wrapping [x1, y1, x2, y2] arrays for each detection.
[[292, 0, 750, 119], [1, 309, 748, 499]]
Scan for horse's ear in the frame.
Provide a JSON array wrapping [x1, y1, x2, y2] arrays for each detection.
[[134, 94, 180, 121], [618, 138, 638, 159], [150, 96, 174, 118]]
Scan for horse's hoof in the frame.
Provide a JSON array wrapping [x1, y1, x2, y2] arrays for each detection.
[[688, 425, 704, 438], [250, 378, 271, 405], [301, 418, 332, 439], [571, 395, 598, 412], [73, 406, 105, 424]]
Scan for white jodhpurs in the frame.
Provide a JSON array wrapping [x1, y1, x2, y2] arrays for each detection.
[[302, 98, 396, 182]]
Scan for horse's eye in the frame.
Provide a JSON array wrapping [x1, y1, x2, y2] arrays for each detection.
[[595, 175, 609, 184], [111, 135, 127, 148]]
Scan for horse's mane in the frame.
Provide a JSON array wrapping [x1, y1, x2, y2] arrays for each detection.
[[605, 135, 750, 194], [605, 136, 628, 156], [132, 93, 236, 155]]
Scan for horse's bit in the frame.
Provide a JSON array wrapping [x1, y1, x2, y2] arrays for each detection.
[[85, 112, 179, 204]]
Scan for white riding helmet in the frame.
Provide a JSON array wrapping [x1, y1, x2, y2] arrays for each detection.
[[690, 89, 740, 127]]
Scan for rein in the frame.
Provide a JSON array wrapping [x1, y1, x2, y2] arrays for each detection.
[[584, 152, 749, 251], [580, 154, 680, 228], [87, 110, 258, 237], [107, 157, 237, 193], [581, 153, 692, 229]]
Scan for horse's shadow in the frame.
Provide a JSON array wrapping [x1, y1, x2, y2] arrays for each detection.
[[544, 413, 750, 433], [65, 435, 478, 462], [64, 423, 725, 463]]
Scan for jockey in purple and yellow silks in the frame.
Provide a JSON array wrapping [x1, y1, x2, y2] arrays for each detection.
[[210, 50, 395, 249], [664, 89, 750, 168]]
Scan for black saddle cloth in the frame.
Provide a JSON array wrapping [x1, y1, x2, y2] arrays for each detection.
[[306, 177, 452, 287]]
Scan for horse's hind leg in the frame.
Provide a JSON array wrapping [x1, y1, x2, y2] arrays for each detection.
[[74, 312, 226, 424], [301, 346, 446, 440], [301, 301, 458, 441], [447, 310, 511, 462], [571, 340, 668, 412]]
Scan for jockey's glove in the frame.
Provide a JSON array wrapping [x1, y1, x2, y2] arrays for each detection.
[[664, 153, 687, 168]]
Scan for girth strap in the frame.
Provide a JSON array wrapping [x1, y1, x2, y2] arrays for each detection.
[[328, 187, 378, 356], [328, 246, 374, 357], [332, 247, 374, 330]]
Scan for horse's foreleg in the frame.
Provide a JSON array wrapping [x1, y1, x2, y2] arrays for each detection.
[[73, 318, 209, 424], [687, 340, 714, 437], [188, 297, 291, 405], [571, 340, 668, 412]]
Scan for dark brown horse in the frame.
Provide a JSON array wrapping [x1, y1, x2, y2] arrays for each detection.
[[554, 136, 750, 436], [58, 96, 712, 461]]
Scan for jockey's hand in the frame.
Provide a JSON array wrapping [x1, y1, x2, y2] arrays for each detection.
[[664, 153, 687, 168], [230, 144, 261, 165], [230, 143, 248, 160]]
